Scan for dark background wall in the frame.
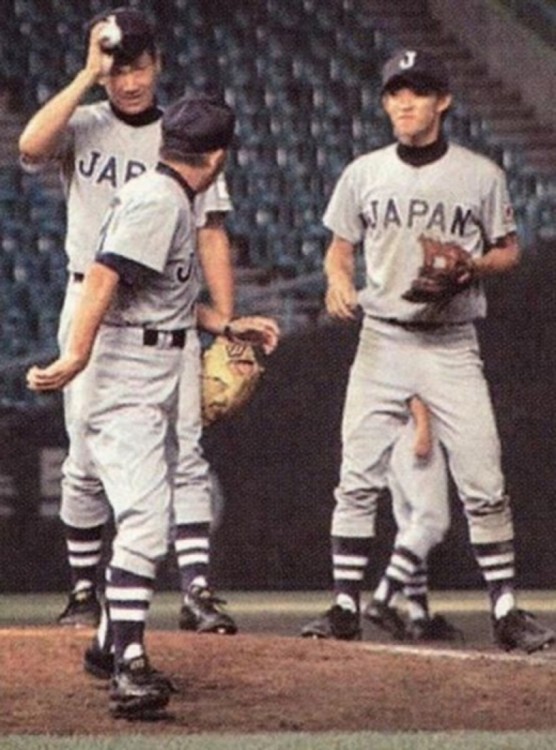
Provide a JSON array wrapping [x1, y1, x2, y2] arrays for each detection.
[[1, 241, 555, 593]]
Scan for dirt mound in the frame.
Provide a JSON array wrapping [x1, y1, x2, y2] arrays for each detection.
[[1, 628, 554, 735]]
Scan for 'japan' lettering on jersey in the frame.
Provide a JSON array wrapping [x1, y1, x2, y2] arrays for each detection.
[[26, 101, 232, 274], [323, 142, 516, 323], [97, 169, 200, 330]]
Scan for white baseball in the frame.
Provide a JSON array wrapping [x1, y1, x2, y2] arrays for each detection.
[[99, 17, 122, 50]]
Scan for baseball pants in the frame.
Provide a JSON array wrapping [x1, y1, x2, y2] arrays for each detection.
[[332, 317, 513, 546]]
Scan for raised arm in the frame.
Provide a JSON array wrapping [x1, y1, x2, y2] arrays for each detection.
[[18, 22, 113, 162]]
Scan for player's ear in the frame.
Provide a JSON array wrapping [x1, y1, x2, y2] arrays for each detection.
[[437, 93, 453, 114]]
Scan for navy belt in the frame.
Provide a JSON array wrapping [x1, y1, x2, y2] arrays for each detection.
[[142, 328, 186, 349]]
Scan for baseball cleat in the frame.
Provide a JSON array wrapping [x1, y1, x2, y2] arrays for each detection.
[[57, 586, 101, 627], [179, 585, 238, 634], [364, 600, 406, 640], [84, 638, 114, 680], [494, 609, 555, 654], [405, 613, 465, 643], [109, 655, 172, 720], [300, 605, 362, 640]]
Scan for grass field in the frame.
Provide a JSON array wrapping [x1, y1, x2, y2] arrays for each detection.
[[1, 591, 555, 749]]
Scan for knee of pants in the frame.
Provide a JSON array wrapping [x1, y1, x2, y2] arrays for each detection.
[[464, 494, 514, 545], [114, 523, 170, 572]]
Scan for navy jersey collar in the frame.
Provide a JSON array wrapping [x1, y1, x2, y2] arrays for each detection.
[[397, 134, 448, 167], [156, 161, 197, 202], [109, 100, 163, 127]]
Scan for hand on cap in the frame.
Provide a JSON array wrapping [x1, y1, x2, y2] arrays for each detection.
[[84, 21, 116, 82]]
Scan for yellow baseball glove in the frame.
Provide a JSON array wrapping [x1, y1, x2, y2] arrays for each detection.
[[201, 335, 265, 426]]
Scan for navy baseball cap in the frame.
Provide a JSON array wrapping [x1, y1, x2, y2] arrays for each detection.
[[162, 95, 236, 155], [381, 49, 450, 94], [86, 7, 156, 64]]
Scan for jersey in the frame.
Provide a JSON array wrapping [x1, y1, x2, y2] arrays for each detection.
[[97, 165, 199, 330], [323, 142, 516, 324], [24, 100, 232, 274]]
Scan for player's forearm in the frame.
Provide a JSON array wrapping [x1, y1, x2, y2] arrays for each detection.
[[473, 234, 521, 278], [197, 223, 234, 321], [324, 236, 356, 288], [19, 70, 96, 160], [196, 303, 229, 336], [65, 263, 119, 365]]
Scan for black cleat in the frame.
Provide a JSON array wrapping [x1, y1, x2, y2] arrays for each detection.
[[109, 655, 172, 719], [84, 638, 114, 680], [57, 587, 101, 627], [301, 605, 362, 641], [364, 600, 406, 640], [179, 586, 238, 634], [405, 614, 464, 643], [494, 609, 555, 654]]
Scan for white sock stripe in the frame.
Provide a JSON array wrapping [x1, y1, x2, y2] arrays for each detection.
[[174, 538, 210, 552], [106, 586, 153, 602], [386, 564, 411, 584], [408, 573, 428, 585], [67, 540, 103, 553], [477, 552, 515, 567], [405, 585, 428, 596], [177, 552, 209, 566], [109, 607, 148, 622], [69, 555, 102, 567], [390, 554, 417, 575], [332, 554, 368, 568], [333, 570, 364, 581], [483, 568, 515, 582]]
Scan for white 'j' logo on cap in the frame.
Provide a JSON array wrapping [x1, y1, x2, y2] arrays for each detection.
[[399, 51, 417, 70]]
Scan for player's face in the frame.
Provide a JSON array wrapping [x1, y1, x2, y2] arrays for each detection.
[[102, 51, 160, 115], [382, 87, 452, 147]]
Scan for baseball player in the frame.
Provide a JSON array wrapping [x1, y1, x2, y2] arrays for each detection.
[[27, 94, 279, 718], [302, 49, 555, 654], [19, 7, 239, 636]]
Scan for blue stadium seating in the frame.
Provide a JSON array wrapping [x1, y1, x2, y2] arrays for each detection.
[[0, 0, 552, 401]]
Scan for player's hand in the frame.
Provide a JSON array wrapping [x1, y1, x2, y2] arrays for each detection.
[[226, 316, 281, 355], [26, 354, 87, 392], [413, 430, 432, 461], [85, 21, 115, 81], [325, 280, 359, 320]]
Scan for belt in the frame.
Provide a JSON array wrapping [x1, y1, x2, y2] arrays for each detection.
[[71, 272, 85, 283], [142, 328, 186, 349], [377, 317, 465, 332]]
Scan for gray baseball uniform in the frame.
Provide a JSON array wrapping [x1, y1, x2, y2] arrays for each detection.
[[48, 101, 230, 533], [324, 144, 515, 543], [324, 141, 515, 548], [88, 163, 199, 574]]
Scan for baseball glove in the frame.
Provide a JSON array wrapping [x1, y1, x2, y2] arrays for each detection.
[[201, 335, 265, 426], [402, 235, 475, 304]]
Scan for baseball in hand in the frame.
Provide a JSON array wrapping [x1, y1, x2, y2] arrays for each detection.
[[99, 16, 122, 50]]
